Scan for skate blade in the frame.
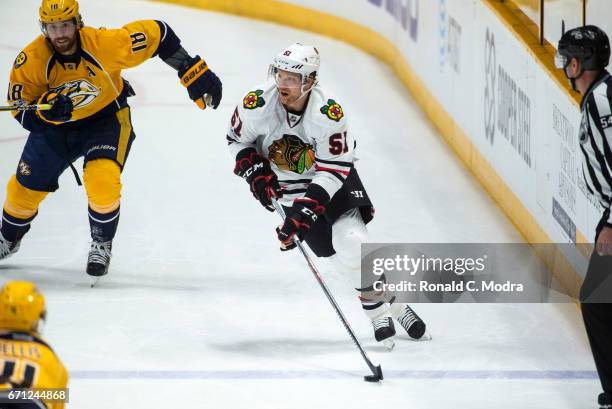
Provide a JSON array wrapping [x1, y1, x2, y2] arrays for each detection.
[[383, 338, 395, 351]]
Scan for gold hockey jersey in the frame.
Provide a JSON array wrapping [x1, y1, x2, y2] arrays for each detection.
[[8, 20, 168, 124], [0, 331, 68, 409]]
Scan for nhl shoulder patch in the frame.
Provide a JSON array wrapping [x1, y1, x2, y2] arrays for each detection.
[[14, 52, 27, 69], [243, 90, 266, 110], [320, 99, 344, 122]]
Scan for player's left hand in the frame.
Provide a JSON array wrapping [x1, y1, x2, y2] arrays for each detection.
[[276, 197, 325, 251], [596, 226, 612, 256], [179, 55, 222, 110]]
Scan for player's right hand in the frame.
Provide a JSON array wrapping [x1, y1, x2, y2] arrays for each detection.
[[276, 197, 325, 251], [178, 55, 222, 110], [36, 92, 73, 123], [234, 149, 282, 212]]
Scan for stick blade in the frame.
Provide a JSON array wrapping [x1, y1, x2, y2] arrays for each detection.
[[363, 365, 383, 382]]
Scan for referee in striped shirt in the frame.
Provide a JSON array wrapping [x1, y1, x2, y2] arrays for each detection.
[[556, 25, 612, 409]]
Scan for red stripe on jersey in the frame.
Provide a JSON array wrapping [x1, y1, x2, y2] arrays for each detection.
[[315, 164, 350, 176]]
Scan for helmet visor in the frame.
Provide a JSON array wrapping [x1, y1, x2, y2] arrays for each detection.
[[40, 19, 78, 37], [268, 66, 303, 89]]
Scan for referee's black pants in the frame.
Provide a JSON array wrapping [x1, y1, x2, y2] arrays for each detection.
[[580, 211, 612, 395]]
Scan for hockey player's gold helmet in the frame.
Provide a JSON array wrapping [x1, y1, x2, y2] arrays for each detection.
[[39, 0, 82, 26], [0, 281, 46, 333]]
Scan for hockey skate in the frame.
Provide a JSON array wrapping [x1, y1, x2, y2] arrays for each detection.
[[0, 232, 20, 260], [371, 311, 396, 351], [391, 303, 431, 341], [87, 241, 112, 285], [600, 392, 612, 409]]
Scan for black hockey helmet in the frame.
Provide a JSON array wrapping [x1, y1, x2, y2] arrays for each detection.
[[556, 25, 610, 71]]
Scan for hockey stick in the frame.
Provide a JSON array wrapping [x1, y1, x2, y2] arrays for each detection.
[[272, 199, 384, 382], [0, 103, 52, 112]]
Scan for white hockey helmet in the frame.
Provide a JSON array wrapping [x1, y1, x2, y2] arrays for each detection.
[[269, 43, 320, 94]]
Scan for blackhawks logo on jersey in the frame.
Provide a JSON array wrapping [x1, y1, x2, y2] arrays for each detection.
[[243, 90, 266, 110], [268, 135, 315, 174], [320, 99, 344, 122]]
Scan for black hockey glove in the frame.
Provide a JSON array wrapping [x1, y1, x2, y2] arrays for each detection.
[[234, 149, 282, 212], [178, 55, 222, 110], [276, 185, 329, 251], [36, 92, 73, 124]]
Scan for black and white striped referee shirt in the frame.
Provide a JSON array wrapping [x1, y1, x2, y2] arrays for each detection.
[[579, 70, 612, 221]]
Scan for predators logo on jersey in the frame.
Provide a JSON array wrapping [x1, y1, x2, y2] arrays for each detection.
[[18, 160, 32, 176], [51, 79, 100, 109], [268, 135, 315, 174]]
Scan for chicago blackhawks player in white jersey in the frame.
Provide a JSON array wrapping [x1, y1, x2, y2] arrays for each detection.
[[227, 43, 427, 346]]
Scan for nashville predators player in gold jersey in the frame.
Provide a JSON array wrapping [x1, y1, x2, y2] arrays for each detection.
[[0, 0, 222, 279], [0, 281, 68, 409]]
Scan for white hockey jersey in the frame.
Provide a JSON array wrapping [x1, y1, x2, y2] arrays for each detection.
[[227, 80, 354, 207]]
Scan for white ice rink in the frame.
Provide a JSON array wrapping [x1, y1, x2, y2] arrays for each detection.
[[0, 1, 602, 408]]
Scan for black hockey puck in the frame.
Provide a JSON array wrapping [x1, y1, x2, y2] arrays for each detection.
[[363, 365, 383, 382]]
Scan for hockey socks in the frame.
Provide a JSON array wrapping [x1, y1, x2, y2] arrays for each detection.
[[1, 209, 34, 243], [88, 206, 120, 242]]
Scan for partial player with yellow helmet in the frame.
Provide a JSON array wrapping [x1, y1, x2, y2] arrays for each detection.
[[0, 0, 223, 280], [0, 281, 68, 409]]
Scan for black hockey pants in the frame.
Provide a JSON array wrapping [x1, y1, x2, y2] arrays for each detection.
[[580, 210, 612, 394]]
